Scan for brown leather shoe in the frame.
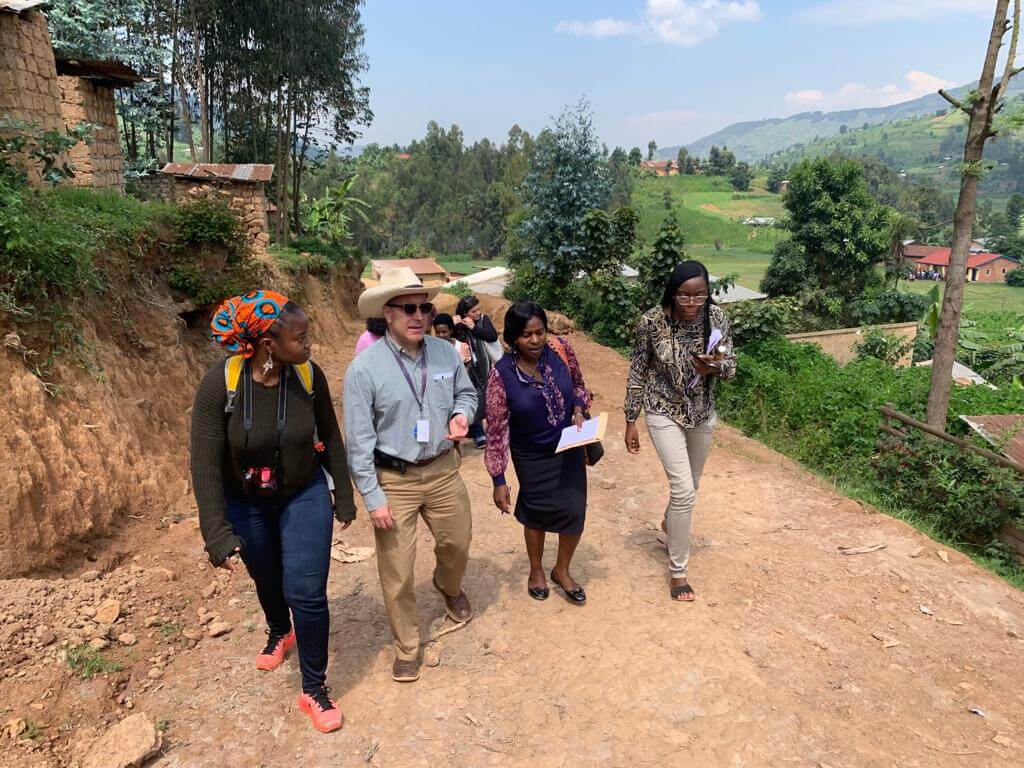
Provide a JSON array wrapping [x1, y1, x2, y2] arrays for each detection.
[[433, 579, 473, 623], [392, 658, 420, 683]]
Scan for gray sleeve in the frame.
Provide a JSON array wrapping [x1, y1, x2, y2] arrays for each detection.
[[343, 364, 387, 511], [450, 346, 478, 419]]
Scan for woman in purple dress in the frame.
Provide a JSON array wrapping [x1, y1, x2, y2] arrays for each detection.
[[485, 301, 592, 604]]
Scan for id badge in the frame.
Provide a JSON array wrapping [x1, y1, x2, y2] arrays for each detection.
[[415, 419, 431, 443]]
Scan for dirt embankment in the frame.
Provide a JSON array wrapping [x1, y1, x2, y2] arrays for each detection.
[[0, 267, 364, 579]]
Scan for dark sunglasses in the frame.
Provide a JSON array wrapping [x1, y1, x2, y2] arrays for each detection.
[[386, 301, 435, 317]]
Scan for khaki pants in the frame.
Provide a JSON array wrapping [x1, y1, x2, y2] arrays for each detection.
[[373, 449, 472, 661], [645, 412, 715, 578]]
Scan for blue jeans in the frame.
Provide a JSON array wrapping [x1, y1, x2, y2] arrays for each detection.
[[227, 473, 333, 693]]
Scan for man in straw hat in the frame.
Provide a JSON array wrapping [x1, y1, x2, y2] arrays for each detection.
[[344, 267, 477, 682]]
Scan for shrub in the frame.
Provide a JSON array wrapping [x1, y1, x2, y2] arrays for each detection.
[[854, 329, 913, 366], [1007, 267, 1024, 287], [850, 289, 930, 325], [725, 297, 797, 346], [0, 179, 162, 318], [445, 280, 472, 299], [173, 195, 248, 263], [874, 433, 1024, 543], [168, 195, 257, 307]]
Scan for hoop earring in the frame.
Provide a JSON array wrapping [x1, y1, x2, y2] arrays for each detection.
[[263, 352, 275, 375]]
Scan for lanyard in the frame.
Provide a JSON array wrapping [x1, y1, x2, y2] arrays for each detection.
[[390, 344, 428, 411]]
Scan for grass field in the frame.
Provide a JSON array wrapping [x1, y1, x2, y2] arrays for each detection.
[[632, 175, 783, 254], [901, 277, 1024, 314], [683, 245, 1024, 313]]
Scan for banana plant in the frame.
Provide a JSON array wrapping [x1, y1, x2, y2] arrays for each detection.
[[308, 175, 370, 245]]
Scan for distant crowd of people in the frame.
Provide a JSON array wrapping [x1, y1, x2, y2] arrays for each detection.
[[190, 260, 736, 732]]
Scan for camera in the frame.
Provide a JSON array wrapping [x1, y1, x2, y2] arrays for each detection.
[[244, 466, 278, 498]]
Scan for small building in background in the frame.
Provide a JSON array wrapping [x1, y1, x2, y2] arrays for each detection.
[[776, 180, 790, 193], [909, 246, 1019, 283], [55, 57, 141, 191], [640, 159, 677, 176], [133, 163, 275, 252], [371, 258, 449, 286]]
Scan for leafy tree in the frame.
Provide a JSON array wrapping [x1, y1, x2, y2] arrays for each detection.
[[780, 157, 890, 302], [1006, 267, 1024, 286], [628, 147, 643, 166], [511, 100, 611, 301], [636, 216, 685, 308], [610, 146, 628, 165], [706, 145, 736, 176], [307, 174, 369, 248], [1007, 193, 1024, 228], [760, 239, 806, 297], [839, 124, 848, 135], [884, 212, 919, 289], [676, 147, 689, 170], [729, 161, 754, 191], [647, 140, 657, 160], [580, 206, 640, 275], [766, 165, 788, 192]]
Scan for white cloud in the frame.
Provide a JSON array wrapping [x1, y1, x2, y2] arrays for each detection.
[[784, 70, 955, 112], [801, 0, 991, 26], [554, 19, 639, 38], [556, 0, 761, 47]]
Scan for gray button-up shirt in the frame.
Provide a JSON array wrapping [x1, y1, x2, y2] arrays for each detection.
[[343, 333, 478, 511]]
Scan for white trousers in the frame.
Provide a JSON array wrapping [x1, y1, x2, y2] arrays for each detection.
[[645, 412, 715, 578]]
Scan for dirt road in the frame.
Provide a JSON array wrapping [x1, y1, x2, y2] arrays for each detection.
[[3, 328, 1024, 767]]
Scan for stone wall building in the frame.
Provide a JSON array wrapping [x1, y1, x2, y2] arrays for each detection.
[[0, 3, 64, 183], [55, 58, 140, 191], [1, 2, 136, 190], [135, 163, 275, 252]]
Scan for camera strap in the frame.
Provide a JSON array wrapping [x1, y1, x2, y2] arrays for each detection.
[[241, 360, 288, 480]]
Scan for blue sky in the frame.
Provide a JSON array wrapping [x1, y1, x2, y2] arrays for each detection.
[[359, 1, 1001, 149]]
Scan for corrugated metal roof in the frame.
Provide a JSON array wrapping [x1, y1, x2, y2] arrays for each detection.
[[159, 163, 275, 182], [960, 414, 1024, 466], [0, 1, 49, 13], [54, 58, 142, 87], [708, 273, 768, 304], [371, 258, 447, 277]]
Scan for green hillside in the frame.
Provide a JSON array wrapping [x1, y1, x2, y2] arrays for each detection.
[[771, 110, 966, 170], [767, 98, 1024, 200], [660, 79, 1024, 162], [631, 175, 784, 254]]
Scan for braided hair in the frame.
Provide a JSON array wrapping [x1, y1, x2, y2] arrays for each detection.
[[660, 260, 714, 352]]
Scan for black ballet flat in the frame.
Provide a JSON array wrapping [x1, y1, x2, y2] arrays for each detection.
[[550, 570, 586, 605], [527, 585, 550, 601]]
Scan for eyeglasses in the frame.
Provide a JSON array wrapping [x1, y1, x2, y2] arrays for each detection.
[[674, 294, 708, 306], [386, 302, 435, 316]]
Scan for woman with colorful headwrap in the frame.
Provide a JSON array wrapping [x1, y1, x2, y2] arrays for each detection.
[[191, 290, 355, 733]]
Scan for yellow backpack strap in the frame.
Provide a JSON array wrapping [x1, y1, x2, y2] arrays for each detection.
[[292, 361, 325, 453], [293, 361, 314, 398], [223, 355, 246, 413]]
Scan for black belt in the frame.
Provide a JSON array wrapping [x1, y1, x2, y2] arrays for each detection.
[[374, 448, 451, 474]]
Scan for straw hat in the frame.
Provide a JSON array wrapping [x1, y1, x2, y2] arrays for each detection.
[[358, 266, 442, 319]]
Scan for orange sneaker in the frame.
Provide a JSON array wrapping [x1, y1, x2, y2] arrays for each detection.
[[256, 630, 295, 671], [298, 686, 344, 733]]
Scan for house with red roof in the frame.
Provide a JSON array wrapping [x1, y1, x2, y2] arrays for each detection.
[[907, 244, 1019, 283]]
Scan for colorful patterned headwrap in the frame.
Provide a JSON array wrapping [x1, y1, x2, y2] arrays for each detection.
[[210, 290, 291, 358]]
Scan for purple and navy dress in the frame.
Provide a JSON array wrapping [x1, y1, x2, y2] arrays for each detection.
[[484, 338, 593, 535]]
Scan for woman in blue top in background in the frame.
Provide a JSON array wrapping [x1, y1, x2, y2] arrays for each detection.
[[485, 301, 592, 604]]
